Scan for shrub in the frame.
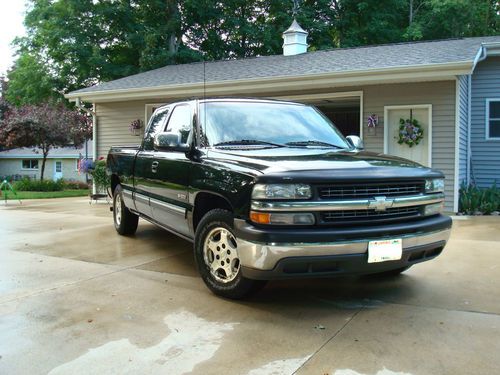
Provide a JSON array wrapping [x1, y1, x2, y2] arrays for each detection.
[[63, 180, 89, 190], [459, 182, 500, 214], [13, 177, 64, 192], [90, 159, 110, 192]]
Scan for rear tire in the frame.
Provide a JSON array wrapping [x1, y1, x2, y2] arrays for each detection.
[[113, 185, 138, 236], [194, 209, 266, 299]]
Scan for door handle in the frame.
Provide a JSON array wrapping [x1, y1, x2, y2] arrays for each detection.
[[151, 161, 159, 173]]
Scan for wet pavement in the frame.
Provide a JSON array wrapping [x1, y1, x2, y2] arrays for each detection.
[[1, 198, 499, 375]]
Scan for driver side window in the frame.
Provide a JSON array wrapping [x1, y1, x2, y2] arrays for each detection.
[[165, 105, 192, 144], [143, 107, 170, 151]]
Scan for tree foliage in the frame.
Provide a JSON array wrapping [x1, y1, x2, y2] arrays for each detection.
[[0, 103, 92, 180], [4, 0, 499, 102], [4, 52, 58, 106]]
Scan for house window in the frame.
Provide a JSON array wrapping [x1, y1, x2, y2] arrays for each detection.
[[486, 99, 500, 139], [22, 159, 39, 169]]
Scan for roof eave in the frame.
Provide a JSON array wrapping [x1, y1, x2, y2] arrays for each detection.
[[65, 60, 474, 103]]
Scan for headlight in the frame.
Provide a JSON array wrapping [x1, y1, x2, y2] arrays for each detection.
[[252, 184, 312, 200], [250, 211, 315, 225], [425, 179, 444, 193]]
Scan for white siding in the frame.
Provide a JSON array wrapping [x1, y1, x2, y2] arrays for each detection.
[[362, 81, 457, 211], [95, 101, 151, 158]]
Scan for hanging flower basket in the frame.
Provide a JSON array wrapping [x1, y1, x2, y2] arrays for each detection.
[[398, 118, 423, 147], [129, 119, 143, 136], [367, 114, 378, 128], [78, 158, 94, 174]]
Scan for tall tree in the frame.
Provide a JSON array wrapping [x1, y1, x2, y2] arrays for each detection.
[[0, 103, 91, 180], [406, 0, 500, 41], [336, 0, 408, 47], [4, 52, 58, 106]]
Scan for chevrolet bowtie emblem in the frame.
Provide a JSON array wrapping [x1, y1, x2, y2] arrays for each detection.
[[369, 196, 394, 211]]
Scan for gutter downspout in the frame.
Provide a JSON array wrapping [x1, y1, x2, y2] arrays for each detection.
[[467, 45, 488, 185], [75, 98, 97, 194]]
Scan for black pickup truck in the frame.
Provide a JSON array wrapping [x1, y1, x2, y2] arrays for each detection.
[[107, 98, 452, 299]]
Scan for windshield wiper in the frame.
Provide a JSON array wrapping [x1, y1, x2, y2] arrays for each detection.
[[285, 140, 345, 149], [214, 139, 285, 148]]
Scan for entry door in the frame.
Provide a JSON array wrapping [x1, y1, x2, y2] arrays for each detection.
[[54, 160, 63, 180], [385, 106, 432, 167]]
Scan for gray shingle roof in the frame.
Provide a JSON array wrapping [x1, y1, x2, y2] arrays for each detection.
[[70, 36, 500, 95], [0, 142, 93, 159]]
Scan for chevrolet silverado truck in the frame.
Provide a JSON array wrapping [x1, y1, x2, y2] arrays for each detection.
[[107, 98, 452, 299]]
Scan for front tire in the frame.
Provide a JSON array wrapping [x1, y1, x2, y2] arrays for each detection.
[[194, 209, 266, 299], [113, 185, 139, 236]]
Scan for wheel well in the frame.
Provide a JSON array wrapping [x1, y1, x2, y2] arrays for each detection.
[[111, 175, 120, 196], [193, 193, 233, 231]]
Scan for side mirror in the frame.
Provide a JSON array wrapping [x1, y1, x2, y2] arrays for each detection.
[[346, 135, 364, 150], [154, 132, 189, 152]]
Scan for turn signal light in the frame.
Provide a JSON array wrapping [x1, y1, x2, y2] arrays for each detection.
[[250, 211, 315, 225], [250, 211, 271, 224]]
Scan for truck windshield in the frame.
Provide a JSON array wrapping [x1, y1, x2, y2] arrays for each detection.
[[199, 101, 350, 149]]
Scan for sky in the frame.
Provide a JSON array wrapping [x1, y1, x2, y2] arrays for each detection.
[[0, 0, 27, 76]]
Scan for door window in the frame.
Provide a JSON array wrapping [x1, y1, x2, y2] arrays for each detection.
[[56, 161, 62, 173], [165, 105, 192, 144], [143, 107, 170, 150]]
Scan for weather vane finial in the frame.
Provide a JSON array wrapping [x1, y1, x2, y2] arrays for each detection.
[[292, 0, 301, 18]]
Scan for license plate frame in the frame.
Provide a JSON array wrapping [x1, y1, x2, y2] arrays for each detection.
[[368, 238, 403, 263]]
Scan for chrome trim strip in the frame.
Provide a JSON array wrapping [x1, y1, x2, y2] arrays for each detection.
[[251, 193, 445, 212], [150, 197, 186, 215], [134, 192, 149, 204], [237, 228, 451, 271]]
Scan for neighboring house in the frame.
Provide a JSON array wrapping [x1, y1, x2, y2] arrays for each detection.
[[65, 20, 500, 212], [0, 142, 93, 182]]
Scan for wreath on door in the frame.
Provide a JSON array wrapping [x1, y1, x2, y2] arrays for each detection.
[[398, 117, 423, 147]]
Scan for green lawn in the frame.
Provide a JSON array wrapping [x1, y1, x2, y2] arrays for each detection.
[[0, 190, 89, 200]]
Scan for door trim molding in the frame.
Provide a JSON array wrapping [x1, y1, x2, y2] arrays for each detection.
[[383, 104, 433, 167]]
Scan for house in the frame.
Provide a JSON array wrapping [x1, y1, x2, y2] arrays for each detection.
[[64, 20, 500, 212], [0, 142, 93, 182]]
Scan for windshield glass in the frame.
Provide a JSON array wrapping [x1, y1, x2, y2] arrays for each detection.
[[199, 101, 350, 149]]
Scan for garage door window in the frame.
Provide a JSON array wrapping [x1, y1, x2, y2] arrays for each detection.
[[22, 159, 39, 169], [486, 99, 500, 140]]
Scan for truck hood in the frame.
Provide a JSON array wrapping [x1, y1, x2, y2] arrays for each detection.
[[205, 148, 443, 182]]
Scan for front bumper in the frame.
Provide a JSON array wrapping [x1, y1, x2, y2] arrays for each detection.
[[233, 215, 452, 280]]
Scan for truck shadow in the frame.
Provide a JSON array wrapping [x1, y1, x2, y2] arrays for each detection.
[[134, 225, 420, 308]]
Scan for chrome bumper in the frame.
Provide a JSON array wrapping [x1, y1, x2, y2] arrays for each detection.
[[237, 228, 451, 271]]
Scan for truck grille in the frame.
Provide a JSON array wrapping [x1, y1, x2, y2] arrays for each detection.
[[321, 206, 421, 225], [318, 181, 425, 200]]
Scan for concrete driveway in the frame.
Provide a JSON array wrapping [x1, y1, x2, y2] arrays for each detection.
[[1, 198, 499, 375]]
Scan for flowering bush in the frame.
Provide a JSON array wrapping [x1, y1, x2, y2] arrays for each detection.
[[78, 158, 94, 173], [398, 118, 423, 147]]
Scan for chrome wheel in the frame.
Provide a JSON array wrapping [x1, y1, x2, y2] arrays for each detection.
[[203, 227, 240, 283], [115, 193, 122, 226]]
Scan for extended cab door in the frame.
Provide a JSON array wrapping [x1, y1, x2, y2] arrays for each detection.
[[133, 106, 171, 218], [148, 104, 193, 237]]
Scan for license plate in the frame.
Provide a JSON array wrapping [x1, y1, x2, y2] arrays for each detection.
[[368, 239, 402, 263]]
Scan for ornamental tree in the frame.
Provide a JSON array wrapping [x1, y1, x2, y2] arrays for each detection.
[[0, 103, 92, 180]]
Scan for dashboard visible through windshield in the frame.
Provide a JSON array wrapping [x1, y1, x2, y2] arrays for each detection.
[[199, 101, 350, 149]]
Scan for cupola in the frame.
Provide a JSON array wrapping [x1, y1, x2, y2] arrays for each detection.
[[282, 19, 308, 56]]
